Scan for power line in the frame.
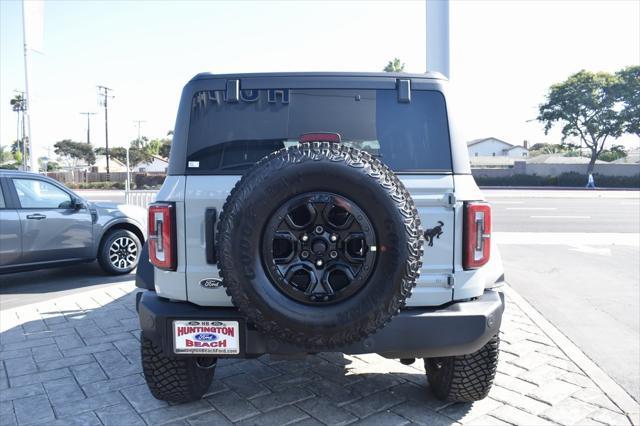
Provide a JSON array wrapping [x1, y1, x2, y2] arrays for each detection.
[[133, 120, 147, 145], [97, 86, 114, 177]]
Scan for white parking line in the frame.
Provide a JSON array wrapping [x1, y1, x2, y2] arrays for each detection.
[[491, 201, 525, 205], [506, 207, 557, 211], [494, 232, 640, 246], [530, 215, 591, 219]]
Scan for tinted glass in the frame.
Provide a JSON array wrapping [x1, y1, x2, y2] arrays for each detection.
[[187, 89, 451, 173], [0, 184, 5, 208], [14, 179, 72, 209]]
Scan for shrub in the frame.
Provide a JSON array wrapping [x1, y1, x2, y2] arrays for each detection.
[[65, 181, 125, 190], [474, 172, 640, 188]]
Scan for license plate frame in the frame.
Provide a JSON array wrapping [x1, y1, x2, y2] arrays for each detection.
[[172, 320, 240, 355]]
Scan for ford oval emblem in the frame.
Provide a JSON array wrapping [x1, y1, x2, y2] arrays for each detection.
[[200, 278, 222, 289], [194, 333, 218, 342]]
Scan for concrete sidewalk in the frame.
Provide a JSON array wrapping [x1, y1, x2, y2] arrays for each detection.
[[0, 283, 637, 426]]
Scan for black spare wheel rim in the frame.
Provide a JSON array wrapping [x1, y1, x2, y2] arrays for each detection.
[[263, 192, 377, 305], [217, 142, 424, 349]]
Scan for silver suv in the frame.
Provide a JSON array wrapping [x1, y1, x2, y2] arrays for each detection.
[[0, 170, 146, 275], [136, 72, 505, 404]]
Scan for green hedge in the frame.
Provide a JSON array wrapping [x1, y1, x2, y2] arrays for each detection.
[[134, 174, 165, 189], [66, 181, 126, 190], [474, 172, 640, 188]]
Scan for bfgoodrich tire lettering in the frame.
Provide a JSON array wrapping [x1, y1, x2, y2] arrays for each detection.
[[141, 335, 215, 403], [425, 334, 500, 402], [216, 142, 423, 349]]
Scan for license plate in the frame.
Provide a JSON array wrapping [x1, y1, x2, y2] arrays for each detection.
[[173, 320, 240, 355]]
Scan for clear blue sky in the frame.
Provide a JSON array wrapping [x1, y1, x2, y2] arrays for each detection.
[[1, 0, 638, 161]]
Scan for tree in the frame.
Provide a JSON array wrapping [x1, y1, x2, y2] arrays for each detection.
[[0, 145, 13, 163], [383, 58, 405, 73], [96, 146, 151, 170], [54, 140, 96, 169], [10, 139, 29, 162], [598, 144, 627, 162], [537, 70, 623, 175], [614, 66, 640, 139], [159, 139, 172, 159]]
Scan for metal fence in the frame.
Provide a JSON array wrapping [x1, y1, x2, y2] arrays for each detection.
[[125, 190, 158, 209]]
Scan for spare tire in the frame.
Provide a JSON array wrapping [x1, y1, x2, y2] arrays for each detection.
[[217, 142, 423, 349]]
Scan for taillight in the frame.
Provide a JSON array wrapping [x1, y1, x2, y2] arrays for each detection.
[[463, 202, 491, 269], [148, 203, 176, 271]]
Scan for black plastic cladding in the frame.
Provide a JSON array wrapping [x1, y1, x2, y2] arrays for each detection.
[[166, 72, 472, 176]]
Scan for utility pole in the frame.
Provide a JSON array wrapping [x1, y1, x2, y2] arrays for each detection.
[[80, 112, 96, 144], [426, 0, 450, 79], [133, 120, 146, 145], [21, 2, 34, 171], [97, 86, 114, 178]]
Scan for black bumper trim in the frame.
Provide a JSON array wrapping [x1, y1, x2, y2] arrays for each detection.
[[138, 290, 504, 359]]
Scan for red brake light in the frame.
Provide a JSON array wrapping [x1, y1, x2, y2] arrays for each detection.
[[148, 203, 176, 271], [463, 202, 491, 269], [299, 132, 342, 143]]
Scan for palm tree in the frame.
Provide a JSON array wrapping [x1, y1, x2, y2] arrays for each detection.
[[383, 58, 405, 73], [9, 94, 27, 168]]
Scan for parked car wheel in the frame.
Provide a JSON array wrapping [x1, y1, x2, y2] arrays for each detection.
[[141, 335, 216, 403], [98, 229, 141, 275], [425, 334, 500, 402]]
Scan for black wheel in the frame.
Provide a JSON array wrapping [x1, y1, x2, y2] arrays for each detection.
[[98, 229, 141, 275], [425, 335, 500, 402], [141, 335, 216, 403], [217, 142, 423, 349]]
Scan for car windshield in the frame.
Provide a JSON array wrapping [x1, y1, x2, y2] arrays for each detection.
[[186, 88, 452, 173]]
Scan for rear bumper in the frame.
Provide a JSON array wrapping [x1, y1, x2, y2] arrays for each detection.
[[137, 290, 504, 359]]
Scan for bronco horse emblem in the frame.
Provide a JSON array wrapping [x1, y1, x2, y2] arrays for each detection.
[[424, 221, 444, 247]]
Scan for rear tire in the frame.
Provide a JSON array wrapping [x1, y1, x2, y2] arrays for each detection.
[[425, 334, 500, 402], [98, 229, 141, 275], [141, 335, 216, 403]]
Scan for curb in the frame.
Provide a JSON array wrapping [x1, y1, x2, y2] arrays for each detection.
[[504, 284, 640, 425], [479, 186, 639, 191]]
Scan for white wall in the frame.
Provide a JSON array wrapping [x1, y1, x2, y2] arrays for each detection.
[[506, 146, 528, 158]]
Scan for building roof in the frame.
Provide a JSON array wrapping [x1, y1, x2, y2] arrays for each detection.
[[612, 148, 640, 164], [526, 154, 608, 165], [467, 137, 514, 148]]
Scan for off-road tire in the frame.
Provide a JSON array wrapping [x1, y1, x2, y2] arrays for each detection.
[[141, 335, 215, 403], [217, 142, 423, 349], [425, 334, 500, 402], [98, 229, 141, 275]]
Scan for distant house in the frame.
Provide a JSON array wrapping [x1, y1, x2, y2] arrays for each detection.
[[467, 137, 529, 158], [135, 155, 168, 173], [87, 155, 127, 173]]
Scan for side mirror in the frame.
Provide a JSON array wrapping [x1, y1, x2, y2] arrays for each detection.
[[72, 198, 86, 210]]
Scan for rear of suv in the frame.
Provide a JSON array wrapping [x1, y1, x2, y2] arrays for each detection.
[[136, 72, 505, 404]]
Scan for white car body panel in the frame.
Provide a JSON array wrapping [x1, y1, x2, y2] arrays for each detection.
[[153, 172, 502, 307]]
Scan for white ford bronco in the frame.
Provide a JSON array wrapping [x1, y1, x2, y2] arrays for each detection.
[[136, 72, 505, 404]]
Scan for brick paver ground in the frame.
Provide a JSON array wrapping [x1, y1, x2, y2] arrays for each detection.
[[0, 283, 636, 425]]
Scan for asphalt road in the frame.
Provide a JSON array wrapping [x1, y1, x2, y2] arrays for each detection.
[[486, 189, 640, 402], [1, 188, 638, 401]]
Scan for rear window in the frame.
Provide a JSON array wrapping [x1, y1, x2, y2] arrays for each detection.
[[187, 89, 451, 174]]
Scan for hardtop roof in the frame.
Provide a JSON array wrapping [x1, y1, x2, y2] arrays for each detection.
[[190, 71, 447, 82]]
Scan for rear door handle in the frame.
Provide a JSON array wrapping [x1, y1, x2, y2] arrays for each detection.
[[26, 214, 46, 220]]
